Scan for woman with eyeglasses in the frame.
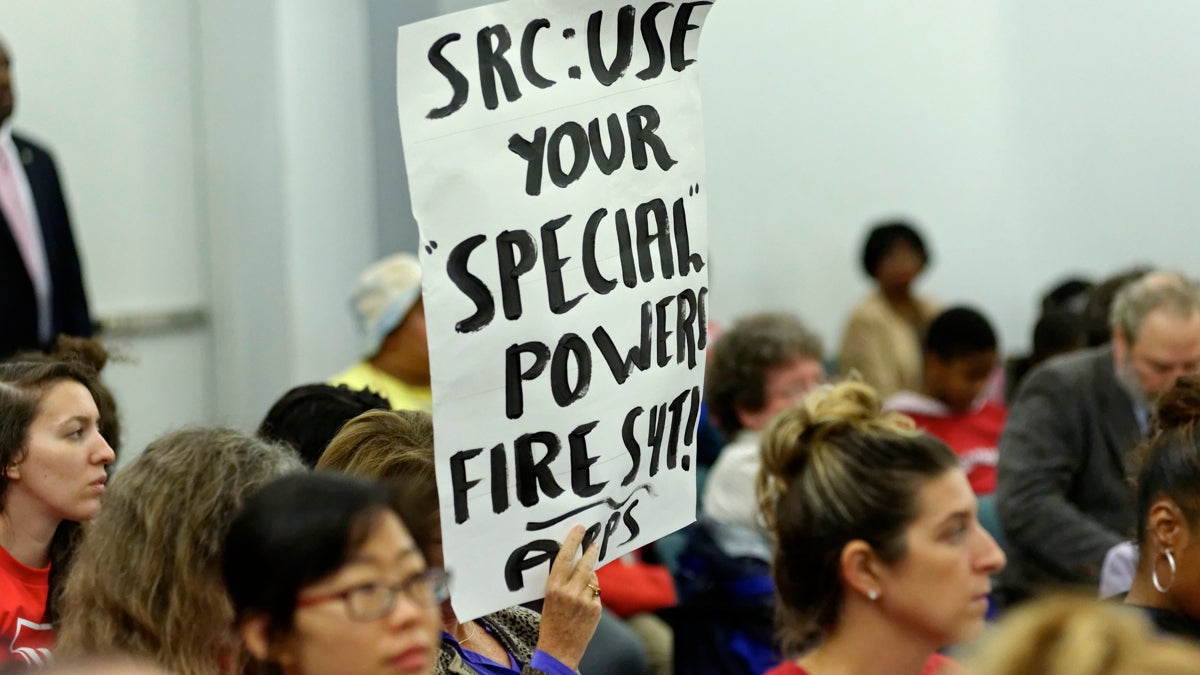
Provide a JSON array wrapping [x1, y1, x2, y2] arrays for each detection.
[[223, 472, 444, 675], [317, 410, 602, 675]]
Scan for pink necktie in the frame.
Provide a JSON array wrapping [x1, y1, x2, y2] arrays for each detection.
[[0, 148, 51, 341]]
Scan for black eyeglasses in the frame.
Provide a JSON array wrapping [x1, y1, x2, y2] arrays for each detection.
[[295, 567, 450, 621]]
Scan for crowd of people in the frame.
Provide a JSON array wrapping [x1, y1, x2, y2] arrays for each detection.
[[5, 185, 1200, 675]]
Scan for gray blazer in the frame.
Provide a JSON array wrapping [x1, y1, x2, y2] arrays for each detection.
[[996, 345, 1143, 598]]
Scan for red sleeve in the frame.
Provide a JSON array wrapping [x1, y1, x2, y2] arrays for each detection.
[[594, 550, 677, 618], [763, 662, 806, 675], [923, 653, 961, 674]]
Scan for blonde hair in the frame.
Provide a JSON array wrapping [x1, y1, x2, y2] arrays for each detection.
[[55, 428, 305, 674], [756, 381, 958, 651], [318, 409, 439, 554], [970, 594, 1200, 675]]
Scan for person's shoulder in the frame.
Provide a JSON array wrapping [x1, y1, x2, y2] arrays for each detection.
[[925, 653, 965, 675], [483, 605, 541, 643], [974, 399, 1007, 418], [849, 292, 888, 317], [884, 390, 948, 417], [1046, 344, 1108, 371], [329, 361, 373, 386], [763, 661, 806, 675], [842, 294, 890, 335], [1021, 345, 1111, 390]]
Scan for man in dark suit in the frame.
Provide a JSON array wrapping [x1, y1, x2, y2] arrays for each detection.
[[0, 39, 92, 359], [996, 271, 1200, 604]]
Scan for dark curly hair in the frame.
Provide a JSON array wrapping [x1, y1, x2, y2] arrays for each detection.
[[258, 383, 392, 467], [860, 219, 929, 279]]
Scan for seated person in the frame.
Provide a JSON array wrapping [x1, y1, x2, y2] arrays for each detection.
[[997, 272, 1200, 605], [331, 253, 431, 412], [1122, 374, 1200, 640], [11, 335, 124, 459], [223, 473, 443, 675], [703, 313, 825, 538], [0, 360, 113, 667], [318, 410, 602, 675], [760, 382, 1005, 675], [885, 306, 1006, 495], [54, 428, 305, 674], [674, 314, 823, 675]]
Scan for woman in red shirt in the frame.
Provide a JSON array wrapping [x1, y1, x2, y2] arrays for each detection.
[[757, 381, 1005, 675], [0, 360, 114, 666]]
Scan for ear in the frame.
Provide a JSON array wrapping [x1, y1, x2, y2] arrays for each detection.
[[5, 461, 20, 481], [1148, 498, 1188, 550], [840, 540, 883, 600], [238, 614, 294, 668]]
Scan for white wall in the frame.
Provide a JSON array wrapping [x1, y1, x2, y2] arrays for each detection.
[[999, 2, 1200, 295], [702, 0, 1200, 355], [0, 0, 381, 456], [199, 0, 378, 431], [276, 1, 377, 384], [0, 1, 214, 461], [4, 0, 1200, 455]]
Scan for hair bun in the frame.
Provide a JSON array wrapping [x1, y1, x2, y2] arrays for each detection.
[[757, 381, 915, 526], [48, 335, 112, 373], [1152, 374, 1200, 435]]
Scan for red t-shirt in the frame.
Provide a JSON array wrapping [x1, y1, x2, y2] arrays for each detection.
[[885, 393, 1006, 495], [0, 545, 53, 666], [765, 653, 954, 675]]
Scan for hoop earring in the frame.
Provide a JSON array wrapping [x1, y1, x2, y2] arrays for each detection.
[[1153, 547, 1177, 594]]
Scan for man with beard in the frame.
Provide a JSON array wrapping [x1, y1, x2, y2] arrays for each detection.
[[996, 271, 1200, 606], [0, 39, 93, 357]]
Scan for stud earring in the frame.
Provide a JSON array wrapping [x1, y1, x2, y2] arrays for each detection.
[[867, 589, 879, 601]]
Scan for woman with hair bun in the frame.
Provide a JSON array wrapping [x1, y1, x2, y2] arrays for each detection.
[[224, 473, 443, 675], [1123, 374, 1200, 639], [757, 381, 1005, 675]]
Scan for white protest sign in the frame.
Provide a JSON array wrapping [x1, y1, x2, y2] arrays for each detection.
[[397, 0, 715, 621]]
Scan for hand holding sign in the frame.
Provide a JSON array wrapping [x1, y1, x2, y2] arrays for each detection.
[[534, 525, 602, 671], [397, 0, 714, 620]]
